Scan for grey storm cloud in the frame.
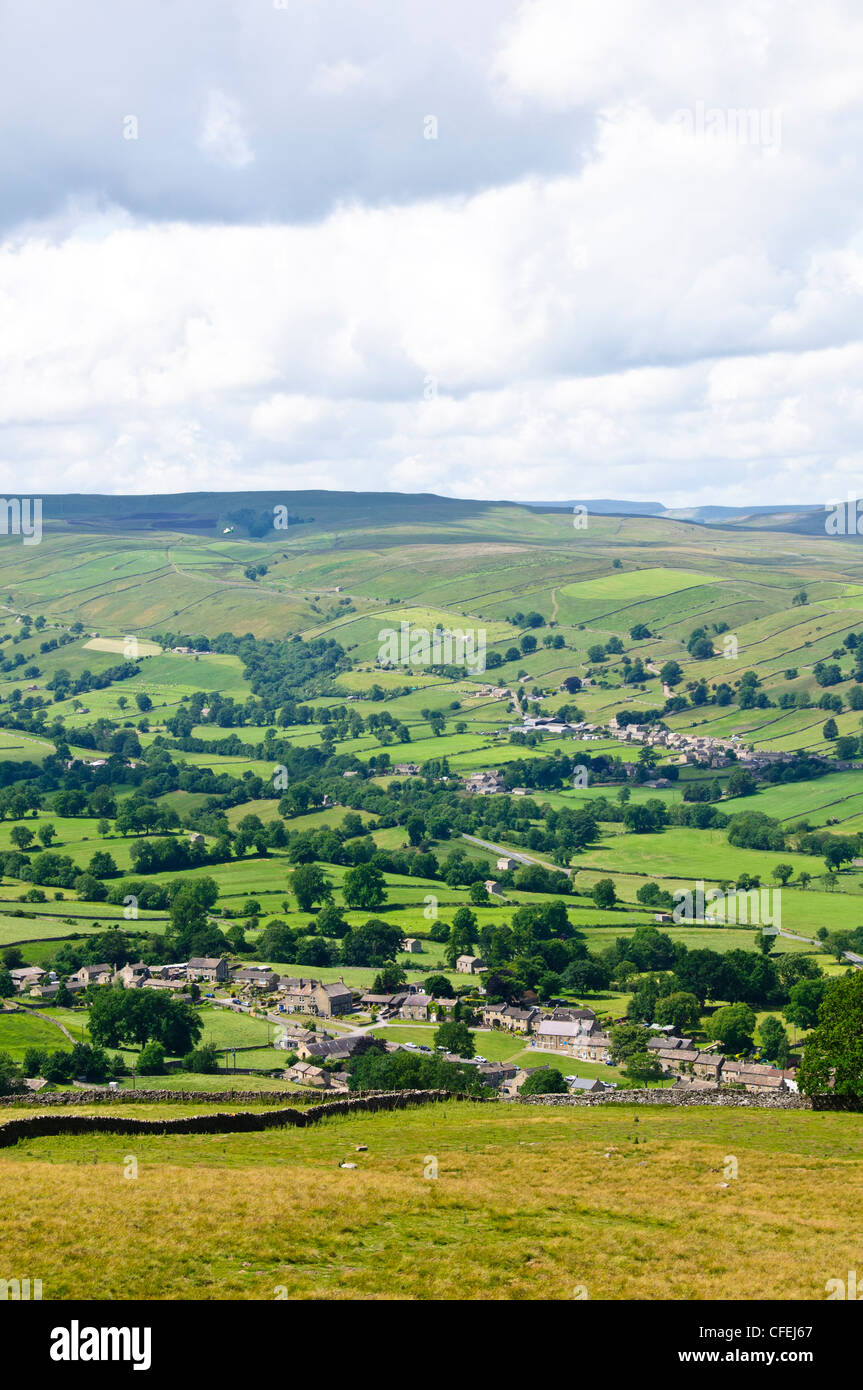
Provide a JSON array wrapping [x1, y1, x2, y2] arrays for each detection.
[[0, 0, 580, 230]]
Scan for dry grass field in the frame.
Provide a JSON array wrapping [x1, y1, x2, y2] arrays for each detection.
[[2, 1099, 861, 1300]]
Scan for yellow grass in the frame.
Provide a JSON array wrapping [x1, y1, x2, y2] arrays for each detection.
[[2, 1101, 862, 1300]]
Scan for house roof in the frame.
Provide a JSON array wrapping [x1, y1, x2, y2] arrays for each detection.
[[537, 1019, 583, 1037], [187, 957, 223, 969]]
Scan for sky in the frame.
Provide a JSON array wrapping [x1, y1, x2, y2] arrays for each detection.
[[2, 0, 863, 506]]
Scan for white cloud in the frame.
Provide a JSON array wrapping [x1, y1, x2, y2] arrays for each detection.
[[1, 0, 863, 504], [197, 90, 255, 169], [310, 61, 367, 96]]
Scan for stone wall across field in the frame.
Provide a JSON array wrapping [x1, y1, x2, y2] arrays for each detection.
[[0, 1087, 325, 1108], [0, 1088, 477, 1147], [513, 1088, 863, 1111]]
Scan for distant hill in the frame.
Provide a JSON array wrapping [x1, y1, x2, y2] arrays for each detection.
[[25, 488, 836, 541], [521, 498, 665, 515], [522, 498, 825, 527]]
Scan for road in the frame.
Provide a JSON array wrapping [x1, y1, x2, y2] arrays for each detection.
[[461, 832, 570, 876]]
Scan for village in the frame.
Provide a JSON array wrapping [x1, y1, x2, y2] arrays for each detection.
[[5, 945, 799, 1099]]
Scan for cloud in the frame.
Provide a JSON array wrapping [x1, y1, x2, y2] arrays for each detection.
[[1, 0, 863, 503], [197, 91, 255, 169]]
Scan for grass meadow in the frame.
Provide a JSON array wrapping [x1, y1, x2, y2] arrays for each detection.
[[1, 1100, 861, 1299]]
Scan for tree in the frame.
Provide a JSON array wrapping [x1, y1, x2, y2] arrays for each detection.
[[823, 717, 838, 741], [138, 1040, 166, 1074], [798, 972, 863, 1096], [0, 969, 14, 998], [37, 823, 56, 847], [371, 963, 406, 993], [659, 660, 683, 687], [405, 814, 426, 846], [425, 972, 455, 998], [88, 986, 201, 1054], [342, 862, 387, 911], [592, 878, 617, 910], [654, 991, 701, 1034], [784, 977, 829, 1031], [290, 863, 333, 913], [758, 1015, 790, 1065], [622, 1050, 663, 1085], [710, 1002, 756, 1054], [182, 1042, 220, 1073], [772, 863, 794, 886], [10, 825, 33, 851], [519, 1067, 567, 1095], [0, 1050, 20, 1095], [726, 767, 757, 799], [608, 1022, 649, 1064], [433, 1019, 475, 1058], [316, 902, 349, 938], [561, 958, 611, 994], [341, 918, 403, 966]]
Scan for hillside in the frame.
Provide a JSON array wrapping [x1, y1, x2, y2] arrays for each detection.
[[1, 1098, 859, 1299]]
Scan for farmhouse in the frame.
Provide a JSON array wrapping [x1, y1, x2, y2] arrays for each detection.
[[114, 962, 150, 989], [534, 1018, 612, 1062], [298, 1034, 373, 1064], [464, 771, 505, 795], [29, 981, 60, 999], [568, 1076, 612, 1094], [232, 966, 280, 991], [314, 980, 354, 1016], [186, 957, 229, 983], [400, 992, 432, 1021], [456, 954, 485, 975], [285, 1061, 330, 1087], [496, 856, 517, 870], [482, 1002, 540, 1034], [68, 963, 113, 988], [401, 937, 423, 954], [9, 966, 45, 992]]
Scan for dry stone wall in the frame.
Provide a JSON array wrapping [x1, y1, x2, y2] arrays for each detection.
[[0, 1088, 478, 1148]]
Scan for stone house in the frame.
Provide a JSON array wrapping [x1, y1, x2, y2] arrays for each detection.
[[285, 1061, 330, 1087], [29, 981, 60, 999], [482, 1003, 540, 1034], [400, 993, 432, 1021], [313, 980, 354, 1017], [496, 856, 517, 871], [9, 966, 45, 992], [281, 978, 319, 1012], [456, 954, 485, 974], [401, 937, 423, 954], [114, 962, 150, 989], [232, 966, 280, 991], [68, 963, 113, 988], [185, 957, 229, 983]]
